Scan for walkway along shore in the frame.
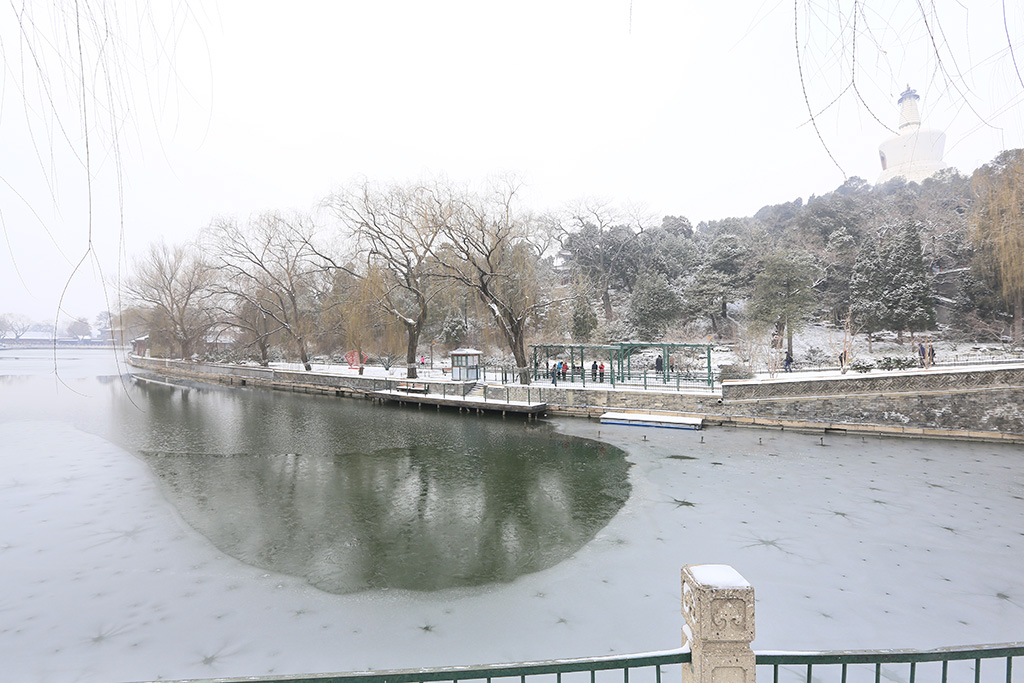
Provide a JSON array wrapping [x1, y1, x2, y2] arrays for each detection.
[[126, 355, 1024, 444]]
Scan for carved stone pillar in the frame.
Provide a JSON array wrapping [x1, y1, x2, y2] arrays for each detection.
[[681, 564, 755, 683]]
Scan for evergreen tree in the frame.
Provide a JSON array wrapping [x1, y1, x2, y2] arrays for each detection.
[[628, 271, 680, 340], [570, 294, 598, 342], [849, 240, 888, 351], [882, 220, 934, 342], [746, 252, 816, 355]]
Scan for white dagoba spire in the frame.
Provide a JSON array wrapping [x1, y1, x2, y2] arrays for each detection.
[[898, 87, 922, 129], [877, 86, 946, 184]]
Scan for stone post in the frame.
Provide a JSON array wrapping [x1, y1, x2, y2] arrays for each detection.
[[681, 564, 755, 683]]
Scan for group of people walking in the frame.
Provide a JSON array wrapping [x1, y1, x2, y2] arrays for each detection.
[[549, 360, 605, 384]]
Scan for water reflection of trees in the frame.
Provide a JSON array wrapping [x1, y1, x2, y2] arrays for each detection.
[[126, 381, 630, 593]]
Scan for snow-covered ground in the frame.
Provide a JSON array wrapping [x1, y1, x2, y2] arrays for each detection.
[[269, 324, 1024, 384], [1, 350, 1022, 682]]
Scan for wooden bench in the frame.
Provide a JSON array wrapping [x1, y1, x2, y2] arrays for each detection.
[[396, 382, 429, 394]]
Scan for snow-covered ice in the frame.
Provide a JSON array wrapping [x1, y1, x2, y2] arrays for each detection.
[[1, 349, 1022, 682]]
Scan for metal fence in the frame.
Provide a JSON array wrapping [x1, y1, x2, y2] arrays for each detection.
[[754, 354, 1024, 377], [163, 649, 692, 683], [159, 643, 1024, 683], [486, 366, 719, 393], [757, 642, 1024, 683]]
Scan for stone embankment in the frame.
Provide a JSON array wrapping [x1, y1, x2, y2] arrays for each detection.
[[128, 356, 1024, 443]]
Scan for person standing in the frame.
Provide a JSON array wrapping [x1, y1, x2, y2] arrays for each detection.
[[599, 362, 605, 383], [591, 360, 598, 381], [784, 351, 793, 372]]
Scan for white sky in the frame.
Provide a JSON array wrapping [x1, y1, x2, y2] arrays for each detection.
[[2, 1, 1023, 323]]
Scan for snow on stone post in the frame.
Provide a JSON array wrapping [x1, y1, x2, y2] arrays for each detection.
[[681, 564, 755, 683]]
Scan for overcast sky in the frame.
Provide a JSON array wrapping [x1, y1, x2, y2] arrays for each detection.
[[2, 1, 1023, 324]]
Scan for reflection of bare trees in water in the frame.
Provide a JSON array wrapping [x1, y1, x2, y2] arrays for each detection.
[[142, 440, 630, 594]]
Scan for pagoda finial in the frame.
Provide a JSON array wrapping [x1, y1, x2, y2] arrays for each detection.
[[898, 86, 919, 104]]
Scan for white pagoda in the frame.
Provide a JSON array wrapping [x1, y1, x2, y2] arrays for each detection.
[[877, 86, 946, 184]]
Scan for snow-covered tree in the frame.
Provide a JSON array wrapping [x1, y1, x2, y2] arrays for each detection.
[[849, 240, 888, 351], [746, 252, 816, 355], [882, 221, 934, 342], [431, 179, 562, 384], [570, 292, 598, 342], [628, 271, 680, 340]]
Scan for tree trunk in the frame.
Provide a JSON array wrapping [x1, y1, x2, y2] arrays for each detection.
[[500, 317, 530, 384], [514, 340, 530, 385], [1015, 290, 1024, 344], [297, 338, 312, 371], [602, 288, 613, 321], [405, 324, 420, 379]]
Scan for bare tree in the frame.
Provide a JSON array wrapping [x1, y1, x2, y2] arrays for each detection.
[[64, 316, 92, 339], [970, 149, 1024, 343], [431, 179, 563, 384], [3, 314, 33, 340], [214, 296, 279, 366], [123, 241, 217, 359], [558, 200, 648, 321], [325, 181, 450, 379], [207, 212, 328, 371]]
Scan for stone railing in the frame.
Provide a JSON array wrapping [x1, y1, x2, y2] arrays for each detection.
[[682, 564, 755, 683]]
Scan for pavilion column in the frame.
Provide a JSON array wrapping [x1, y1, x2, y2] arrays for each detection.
[[681, 564, 756, 683]]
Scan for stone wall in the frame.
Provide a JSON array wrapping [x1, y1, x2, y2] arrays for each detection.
[[130, 356, 1024, 440], [127, 356, 470, 399], [495, 366, 1024, 438], [723, 366, 1024, 400]]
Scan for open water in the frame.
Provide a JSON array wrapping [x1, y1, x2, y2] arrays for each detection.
[[0, 349, 630, 593]]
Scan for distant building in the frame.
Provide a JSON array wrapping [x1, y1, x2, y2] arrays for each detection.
[[877, 86, 946, 184]]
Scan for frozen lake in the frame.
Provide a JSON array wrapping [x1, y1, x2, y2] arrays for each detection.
[[1, 349, 1022, 682]]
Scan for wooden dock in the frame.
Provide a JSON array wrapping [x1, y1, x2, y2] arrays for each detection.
[[599, 411, 703, 430], [371, 389, 547, 416]]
